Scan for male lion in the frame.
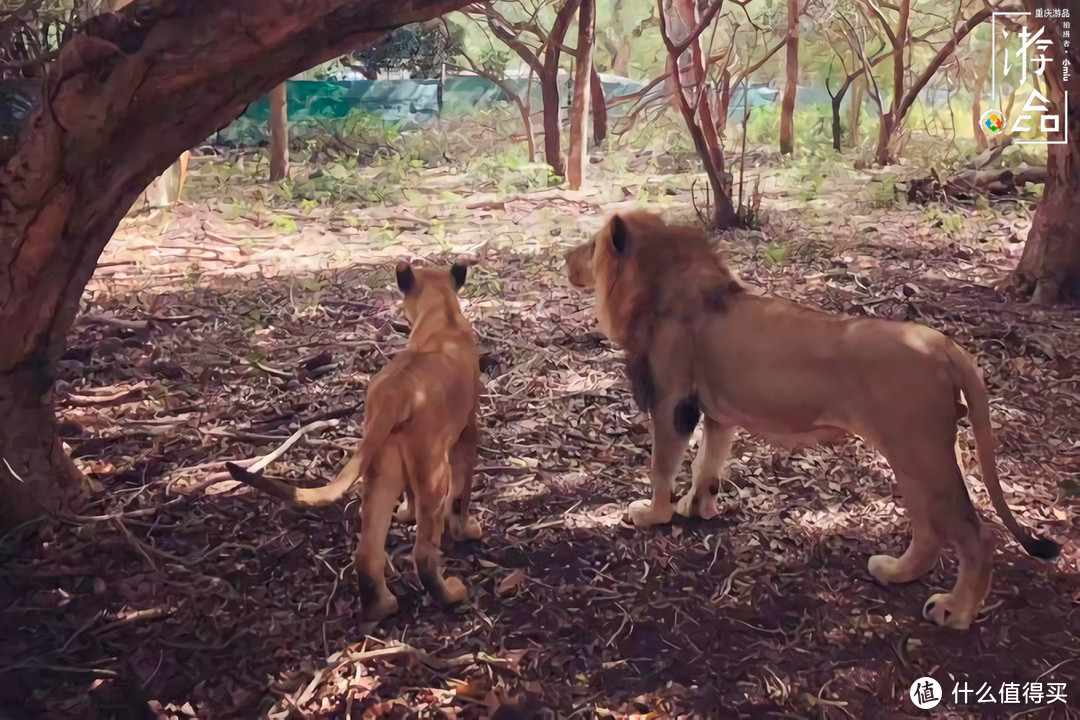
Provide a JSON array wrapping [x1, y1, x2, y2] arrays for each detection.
[[226, 260, 483, 621], [565, 211, 1060, 630]]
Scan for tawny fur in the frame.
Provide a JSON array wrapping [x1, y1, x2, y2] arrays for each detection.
[[565, 211, 1059, 630], [227, 260, 483, 621]]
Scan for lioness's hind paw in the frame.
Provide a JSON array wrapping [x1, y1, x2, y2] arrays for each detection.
[[395, 499, 415, 524], [463, 517, 482, 540], [449, 515, 483, 541], [675, 492, 719, 520], [868, 555, 900, 583], [442, 577, 469, 605], [362, 593, 399, 622], [923, 593, 973, 630], [627, 499, 675, 528]]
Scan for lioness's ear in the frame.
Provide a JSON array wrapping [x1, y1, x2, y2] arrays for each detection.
[[450, 261, 468, 291], [396, 261, 415, 294], [609, 215, 630, 255]]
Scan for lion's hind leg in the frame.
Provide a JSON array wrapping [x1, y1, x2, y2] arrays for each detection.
[[883, 438, 992, 630], [355, 443, 406, 621], [676, 419, 734, 520], [412, 454, 469, 607]]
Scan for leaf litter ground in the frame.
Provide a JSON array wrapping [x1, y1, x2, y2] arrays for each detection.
[[1, 151, 1079, 720]]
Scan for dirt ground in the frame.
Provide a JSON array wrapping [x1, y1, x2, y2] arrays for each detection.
[[1, 150, 1078, 719]]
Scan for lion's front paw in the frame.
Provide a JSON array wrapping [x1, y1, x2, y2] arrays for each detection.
[[923, 593, 974, 630], [628, 499, 675, 527], [675, 491, 719, 520]]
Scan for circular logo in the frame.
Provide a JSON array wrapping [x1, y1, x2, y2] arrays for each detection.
[[981, 108, 1007, 136], [910, 676, 943, 710]]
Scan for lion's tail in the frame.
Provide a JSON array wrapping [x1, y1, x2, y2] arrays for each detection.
[[225, 400, 402, 508], [946, 342, 1060, 560]]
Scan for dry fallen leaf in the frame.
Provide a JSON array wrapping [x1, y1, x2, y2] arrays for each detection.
[[496, 569, 527, 597]]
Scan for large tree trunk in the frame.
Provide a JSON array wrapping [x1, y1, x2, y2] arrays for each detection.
[[269, 82, 290, 181], [0, 0, 472, 530], [1011, 0, 1080, 303], [568, 0, 595, 189], [0, 367, 86, 527], [779, 0, 799, 155]]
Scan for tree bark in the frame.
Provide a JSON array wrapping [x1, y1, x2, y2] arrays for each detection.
[[539, 69, 566, 176], [0, 0, 473, 530], [1012, 0, 1080, 303], [486, 0, 581, 177], [971, 51, 991, 151], [568, 0, 595, 190], [269, 82, 290, 181], [589, 67, 607, 145], [659, 0, 736, 229], [779, 0, 799, 155], [850, 75, 863, 146]]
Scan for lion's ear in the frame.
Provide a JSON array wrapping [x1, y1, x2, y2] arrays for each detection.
[[609, 215, 630, 255], [396, 261, 415, 295]]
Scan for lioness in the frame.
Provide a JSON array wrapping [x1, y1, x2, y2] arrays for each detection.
[[565, 211, 1060, 630], [226, 260, 483, 621]]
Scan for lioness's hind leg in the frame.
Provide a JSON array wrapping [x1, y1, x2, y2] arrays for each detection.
[[923, 512, 993, 631], [414, 460, 469, 606], [355, 450, 405, 622], [869, 501, 942, 584], [447, 421, 482, 541], [677, 420, 734, 520]]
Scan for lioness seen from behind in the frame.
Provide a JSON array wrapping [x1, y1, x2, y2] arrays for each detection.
[[565, 211, 1060, 630], [227, 260, 482, 621]]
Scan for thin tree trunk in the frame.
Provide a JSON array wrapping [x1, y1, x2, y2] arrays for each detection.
[[1012, 0, 1080, 303], [674, 0, 723, 173], [542, 0, 583, 177], [568, 0, 595, 189], [779, 0, 799, 154], [873, 0, 909, 164], [459, 60, 536, 162], [589, 67, 607, 145], [0, 0, 473, 530], [659, 0, 736, 228], [269, 82, 290, 181], [539, 69, 566, 176], [971, 51, 991, 150], [850, 76, 863, 146]]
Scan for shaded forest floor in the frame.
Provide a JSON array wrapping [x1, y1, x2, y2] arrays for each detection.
[[2, 148, 1079, 719]]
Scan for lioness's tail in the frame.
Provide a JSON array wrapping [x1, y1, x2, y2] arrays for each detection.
[[946, 343, 1060, 559], [225, 404, 401, 508]]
